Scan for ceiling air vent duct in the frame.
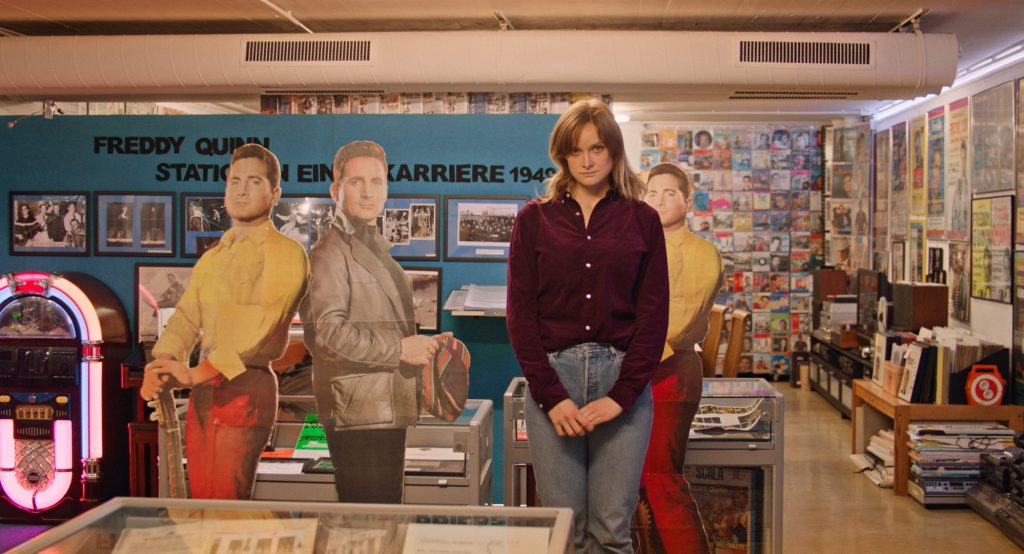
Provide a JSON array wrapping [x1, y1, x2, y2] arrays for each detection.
[[244, 39, 372, 63], [739, 41, 871, 65], [730, 90, 860, 100]]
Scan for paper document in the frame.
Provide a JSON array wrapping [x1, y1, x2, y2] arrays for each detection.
[[463, 285, 507, 311], [401, 523, 549, 554]]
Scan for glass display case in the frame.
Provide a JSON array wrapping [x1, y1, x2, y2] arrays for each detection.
[[9, 496, 572, 554]]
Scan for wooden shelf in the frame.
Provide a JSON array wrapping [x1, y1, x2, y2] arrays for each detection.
[[851, 379, 1024, 496]]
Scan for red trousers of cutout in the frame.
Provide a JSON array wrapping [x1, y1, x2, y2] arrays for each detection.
[[640, 351, 712, 554], [184, 369, 277, 499]]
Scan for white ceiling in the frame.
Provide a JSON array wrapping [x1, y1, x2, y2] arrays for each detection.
[[1, 0, 1022, 120]]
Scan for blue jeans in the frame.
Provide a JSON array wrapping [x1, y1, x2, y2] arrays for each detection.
[[525, 343, 654, 554]]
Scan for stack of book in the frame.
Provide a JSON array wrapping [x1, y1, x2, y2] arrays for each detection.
[[850, 428, 895, 487], [908, 421, 1016, 506]]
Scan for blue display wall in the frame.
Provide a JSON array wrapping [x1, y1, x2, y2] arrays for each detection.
[[1, 114, 558, 501]]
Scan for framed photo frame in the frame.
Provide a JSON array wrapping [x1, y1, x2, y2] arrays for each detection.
[[271, 195, 334, 251], [971, 195, 1014, 303], [135, 262, 195, 343], [10, 192, 89, 256], [181, 193, 232, 258], [971, 81, 1015, 195], [94, 192, 175, 256], [379, 194, 440, 260], [402, 266, 442, 332], [444, 195, 528, 262], [891, 241, 906, 283]]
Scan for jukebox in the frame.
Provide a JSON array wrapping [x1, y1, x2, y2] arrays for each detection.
[[0, 272, 131, 521]]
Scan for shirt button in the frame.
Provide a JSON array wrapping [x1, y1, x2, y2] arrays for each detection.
[[585, 325, 591, 331], [586, 293, 592, 299], [576, 212, 581, 216], [587, 235, 592, 240], [585, 263, 592, 268]]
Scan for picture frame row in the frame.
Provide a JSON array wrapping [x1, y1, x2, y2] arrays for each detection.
[[11, 192, 529, 262], [135, 263, 443, 343]]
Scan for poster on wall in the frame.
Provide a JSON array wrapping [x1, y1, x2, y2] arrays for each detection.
[[890, 123, 909, 241], [378, 194, 441, 260], [95, 192, 175, 257], [136, 263, 194, 343], [950, 241, 971, 324], [909, 115, 927, 215], [892, 241, 906, 283], [1017, 78, 1024, 243], [926, 107, 946, 238], [9, 192, 89, 256], [946, 98, 971, 242], [971, 196, 1013, 303], [873, 129, 890, 273], [1014, 252, 1024, 402], [971, 81, 1015, 194], [909, 219, 926, 282]]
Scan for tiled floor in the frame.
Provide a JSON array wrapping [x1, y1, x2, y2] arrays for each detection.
[[782, 383, 1020, 552]]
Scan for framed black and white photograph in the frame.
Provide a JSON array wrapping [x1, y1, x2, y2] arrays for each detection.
[[135, 263, 195, 343], [271, 195, 333, 251], [402, 266, 442, 332], [381, 194, 440, 260], [181, 193, 232, 258], [10, 192, 89, 256], [94, 192, 175, 256], [444, 195, 527, 261]]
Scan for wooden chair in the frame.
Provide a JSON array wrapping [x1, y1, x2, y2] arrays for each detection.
[[722, 309, 751, 378], [698, 304, 728, 378]]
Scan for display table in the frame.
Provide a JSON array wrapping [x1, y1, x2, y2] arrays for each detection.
[[851, 379, 1024, 496], [9, 497, 572, 554]]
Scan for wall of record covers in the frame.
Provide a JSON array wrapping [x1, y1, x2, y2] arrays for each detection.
[[871, 63, 1024, 401], [637, 124, 825, 378]]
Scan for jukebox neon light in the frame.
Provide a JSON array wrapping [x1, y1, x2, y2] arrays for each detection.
[[0, 272, 130, 520]]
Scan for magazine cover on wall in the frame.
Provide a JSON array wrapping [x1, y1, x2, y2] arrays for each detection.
[[890, 123, 909, 242], [909, 115, 927, 216], [135, 263, 194, 343], [949, 242, 971, 324], [94, 192, 175, 256], [1017, 78, 1024, 243], [892, 241, 906, 283], [271, 195, 333, 251], [971, 81, 1015, 194], [9, 192, 89, 256], [379, 194, 440, 260], [908, 219, 926, 282], [972, 196, 1014, 303], [873, 129, 891, 273], [181, 193, 231, 258], [401, 267, 442, 332], [444, 195, 527, 261], [926, 107, 946, 238], [1014, 252, 1024, 402], [946, 98, 971, 241]]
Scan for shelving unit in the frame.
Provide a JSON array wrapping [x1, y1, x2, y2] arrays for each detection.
[[808, 330, 871, 418]]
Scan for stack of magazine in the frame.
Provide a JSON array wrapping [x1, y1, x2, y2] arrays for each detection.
[[850, 428, 895, 488], [908, 421, 1015, 506]]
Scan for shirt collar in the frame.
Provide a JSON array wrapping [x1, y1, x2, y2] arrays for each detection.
[[218, 218, 273, 248]]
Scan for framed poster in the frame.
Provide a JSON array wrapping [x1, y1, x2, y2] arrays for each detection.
[[971, 81, 1015, 194], [873, 128, 890, 266], [9, 192, 89, 256], [402, 266, 442, 332], [926, 107, 946, 238], [892, 241, 906, 283], [181, 193, 231, 258], [890, 122, 909, 241], [271, 195, 333, 251], [444, 195, 527, 261], [135, 263, 195, 343], [909, 115, 927, 215], [94, 192, 175, 256], [946, 98, 971, 241], [1014, 252, 1024, 402], [908, 219, 926, 282], [949, 241, 971, 324], [971, 196, 1013, 303], [1017, 78, 1024, 243], [380, 194, 440, 260]]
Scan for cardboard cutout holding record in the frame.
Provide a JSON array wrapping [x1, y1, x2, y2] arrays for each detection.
[[300, 141, 468, 504]]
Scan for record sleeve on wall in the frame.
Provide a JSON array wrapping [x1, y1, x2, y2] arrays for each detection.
[[926, 107, 946, 238], [971, 81, 1015, 194], [972, 196, 1013, 303], [946, 98, 971, 241], [909, 115, 927, 215]]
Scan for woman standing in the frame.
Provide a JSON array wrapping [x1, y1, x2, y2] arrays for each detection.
[[507, 99, 668, 553]]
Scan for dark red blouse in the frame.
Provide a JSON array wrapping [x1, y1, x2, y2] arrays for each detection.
[[506, 190, 669, 413]]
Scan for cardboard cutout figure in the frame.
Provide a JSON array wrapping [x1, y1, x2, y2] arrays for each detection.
[[300, 140, 460, 503], [640, 163, 724, 553], [140, 144, 310, 499]]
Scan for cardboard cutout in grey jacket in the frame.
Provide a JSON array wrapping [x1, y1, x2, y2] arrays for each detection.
[[299, 140, 440, 503]]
